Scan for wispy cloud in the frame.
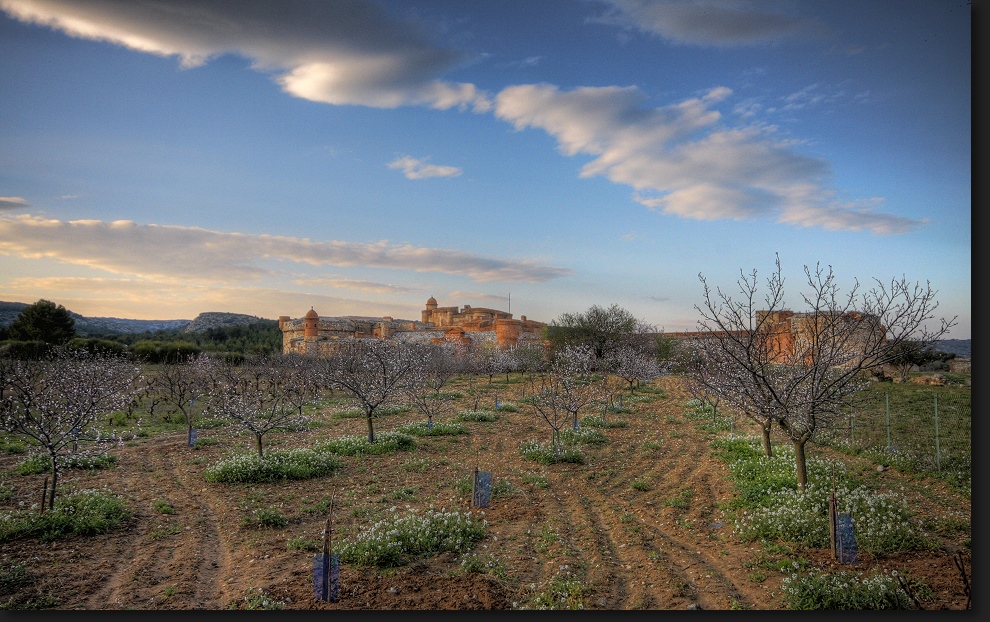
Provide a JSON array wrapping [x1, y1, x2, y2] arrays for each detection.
[[388, 155, 462, 179], [587, 0, 829, 47], [494, 83, 923, 235], [444, 291, 509, 305], [0, 214, 573, 283], [292, 277, 417, 294], [0, 196, 29, 210], [0, 276, 424, 321], [0, 0, 491, 111]]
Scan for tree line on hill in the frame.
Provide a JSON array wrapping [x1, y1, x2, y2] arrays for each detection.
[[0, 299, 281, 362]]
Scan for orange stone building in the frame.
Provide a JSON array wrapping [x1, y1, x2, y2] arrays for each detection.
[[665, 310, 884, 365], [280, 297, 546, 355]]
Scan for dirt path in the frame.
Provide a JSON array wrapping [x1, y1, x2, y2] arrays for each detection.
[[83, 436, 232, 609]]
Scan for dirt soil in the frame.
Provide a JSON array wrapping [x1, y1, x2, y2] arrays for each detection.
[[0, 376, 972, 610]]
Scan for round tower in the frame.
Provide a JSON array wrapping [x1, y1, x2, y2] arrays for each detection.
[[304, 307, 319, 338], [426, 296, 438, 310]]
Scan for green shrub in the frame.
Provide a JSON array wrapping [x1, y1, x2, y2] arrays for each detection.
[[336, 506, 486, 568], [0, 489, 130, 542], [496, 402, 520, 413], [458, 553, 508, 580], [630, 480, 652, 492], [203, 448, 343, 484], [781, 569, 914, 609]]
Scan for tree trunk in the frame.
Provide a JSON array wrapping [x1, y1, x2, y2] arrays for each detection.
[[761, 422, 773, 458], [366, 412, 376, 444], [48, 459, 59, 511], [792, 438, 808, 490], [256, 433, 264, 458]]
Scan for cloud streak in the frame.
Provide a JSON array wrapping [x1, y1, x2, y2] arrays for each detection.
[[494, 83, 923, 234], [588, 0, 828, 47], [388, 156, 462, 179], [0, 214, 573, 283], [0, 0, 491, 111], [293, 277, 417, 294], [0, 196, 29, 210]]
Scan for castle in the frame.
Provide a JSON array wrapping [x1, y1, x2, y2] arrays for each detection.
[[279, 297, 547, 355]]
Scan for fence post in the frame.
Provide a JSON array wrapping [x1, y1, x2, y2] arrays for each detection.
[[885, 391, 891, 449], [934, 393, 941, 473]]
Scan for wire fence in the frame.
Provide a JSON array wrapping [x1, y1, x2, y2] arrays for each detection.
[[817, 385, 971, 488]]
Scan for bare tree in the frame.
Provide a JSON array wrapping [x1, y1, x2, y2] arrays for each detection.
[[210, 353, 311, 457], [405, 342, 462, 427], [319, 340, 424, 443], [530, 373, 573, 458], [0, 348, 138, 508], [146, 353, 212, 447], [694, 254, 956, 489], [605, 342, 668, 393], [549, 344, 605, 431]]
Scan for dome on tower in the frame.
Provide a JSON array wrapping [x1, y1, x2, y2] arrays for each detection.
[[426, 296, 438, 308], [305, 307, 319, 319]]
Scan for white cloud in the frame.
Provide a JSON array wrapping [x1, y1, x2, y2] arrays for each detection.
[[387, 155, 462, 180], [0, 214, 573, 283], [0, 196, 29, 210], [0, 0, 491, 111], [588, 0, 828, 47], [494, 83, 923, 235]]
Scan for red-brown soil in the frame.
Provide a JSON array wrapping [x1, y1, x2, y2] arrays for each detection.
[[0, 376, 972, 610]]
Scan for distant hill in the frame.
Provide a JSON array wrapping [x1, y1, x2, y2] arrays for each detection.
[[0, 300, 271, 337], [934, 339, 971, 358], [180, 312, 268, 334]]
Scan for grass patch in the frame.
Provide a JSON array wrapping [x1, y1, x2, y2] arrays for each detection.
[[314, 432, 416, 456], [0, 488, 130, 542], [519, 441, 585, 465], [203, 448, 344, 484], [241, 507, 288, 529], [152, 499, 174, 514], [630, 479, 652, 492], [456, 410, 500, 422], [335, 506, 486, 568], [580, 415, 628, 428], [13, 452, 117, 475], [396, 421, 469, 437], [561, 427, 608, 446], [711, 435, 935, 554], [287, 536, 320, 551], [781, 568, 915, 609]]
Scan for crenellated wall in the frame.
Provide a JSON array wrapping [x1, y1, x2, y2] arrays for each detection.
[[283, 298, 546, 354]]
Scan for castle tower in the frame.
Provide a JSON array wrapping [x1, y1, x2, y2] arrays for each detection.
[[304, 307, 319, 338], [422, 295, 439, 324]]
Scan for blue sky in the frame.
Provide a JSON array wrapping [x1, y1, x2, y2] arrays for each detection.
[[0, 0, 971, 338]]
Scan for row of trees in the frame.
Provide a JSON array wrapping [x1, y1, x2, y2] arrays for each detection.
[[0, 328, 668, 507]]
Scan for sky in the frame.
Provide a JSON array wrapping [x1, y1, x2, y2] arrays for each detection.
[[0, 0, 971, 338]]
